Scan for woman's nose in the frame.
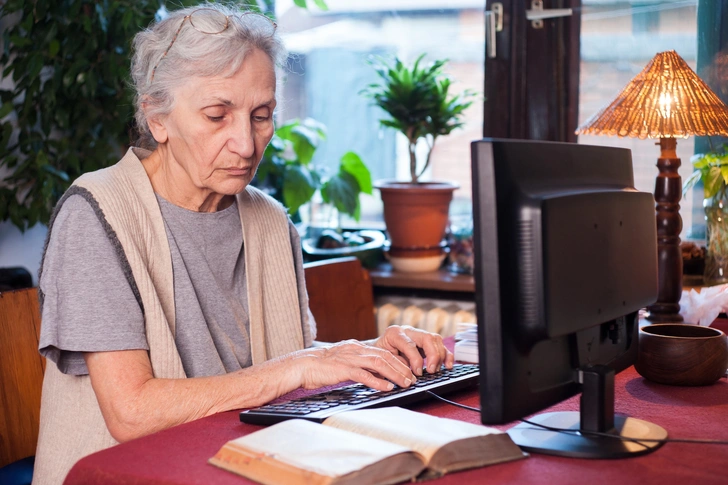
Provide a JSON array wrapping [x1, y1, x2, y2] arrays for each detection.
[[227, 119, 255, 158]]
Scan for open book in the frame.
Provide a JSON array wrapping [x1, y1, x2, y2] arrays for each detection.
[[209, 407, 526, 485]]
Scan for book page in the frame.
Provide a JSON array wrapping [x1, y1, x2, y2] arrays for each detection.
[[323, 407, 502, 462], [214, 419, 422, 479]]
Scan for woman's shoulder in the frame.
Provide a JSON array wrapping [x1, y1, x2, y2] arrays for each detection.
[[42, 193, 114, 281], [239, 185, 289, 215], [74, 147, 151, 188], [53, 192, 101, 229]]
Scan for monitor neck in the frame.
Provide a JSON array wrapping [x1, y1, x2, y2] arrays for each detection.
[[578, 365, 615, 433]]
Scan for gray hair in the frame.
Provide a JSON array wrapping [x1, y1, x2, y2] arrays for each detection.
[[130, 3, 286, 148]]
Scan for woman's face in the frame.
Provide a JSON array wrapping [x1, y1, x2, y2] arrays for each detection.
[[150, 48, 276, 199]]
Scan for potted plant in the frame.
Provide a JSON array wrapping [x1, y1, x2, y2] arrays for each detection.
[[257, 118, 372, 222], [255, 118, 385, 266], [360, 54, 475, 272], [682, 145, 728, 285]]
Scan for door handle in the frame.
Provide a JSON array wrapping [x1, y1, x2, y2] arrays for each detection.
[[526, 0, 573, 29], [485, 2, 503, 59]]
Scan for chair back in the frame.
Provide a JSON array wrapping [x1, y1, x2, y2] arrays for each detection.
[[304, 257, 377, 342], [0, 288, 45, 468]]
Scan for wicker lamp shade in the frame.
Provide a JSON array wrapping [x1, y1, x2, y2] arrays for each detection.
[[576, 50, 728, 139]]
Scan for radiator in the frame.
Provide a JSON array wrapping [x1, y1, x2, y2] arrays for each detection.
[[374, 296, 477, 337]]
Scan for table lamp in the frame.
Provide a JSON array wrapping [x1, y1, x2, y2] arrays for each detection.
[[576, 50, 728, 323]]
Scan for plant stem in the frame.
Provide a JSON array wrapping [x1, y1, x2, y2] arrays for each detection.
[[708, 136, 716, 153], [409, 140, 418, 183], [417, 135, 437, 181]]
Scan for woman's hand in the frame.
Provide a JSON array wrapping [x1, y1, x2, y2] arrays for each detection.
[[293, 339, 417, 391], [371, 325, 454, 376]]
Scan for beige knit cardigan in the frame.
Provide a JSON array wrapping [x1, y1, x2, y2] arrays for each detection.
[[32, 148, 305, 485]]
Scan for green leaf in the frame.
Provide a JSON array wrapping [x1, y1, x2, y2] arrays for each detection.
[[122, 9, 134, 29], [275, 119, 298, 140], [35, 150, 48, 168], [27, 54, 44, 80], [0, 102, 13, 119], [704, 166, 723, 198], [312, 0, 329, 11], [290, 124, 324, 148], [282, 165, 317, 215], [265, 135, 285, 155], [49, 39, 60, 58], [293, 0, 307, 7], [8, 35, 32, 48], [289, 128, 321, 165], [321, 172, 359, 219], [82, 16, 92, 34], [339, 151, 372, 194], [720, 165, 728, 187], [43, 23, 59, 46], [0, 122, 12, 149], [285, 118, 326, 166], [682, 169, 702, 195], [352, 201, 361, 221]]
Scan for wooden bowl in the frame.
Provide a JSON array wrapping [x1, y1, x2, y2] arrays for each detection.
[[636, 324, 728, 386]]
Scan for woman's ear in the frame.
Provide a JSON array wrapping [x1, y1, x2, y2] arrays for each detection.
[[142, 100, 168, 144]]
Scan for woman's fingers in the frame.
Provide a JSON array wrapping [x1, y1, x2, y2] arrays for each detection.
[[299, 340, 416, 391], [415, 329, 453, 373], [377, 326, 454, 374], [297, 325, 455, 393], [380, 327, 425, 375]]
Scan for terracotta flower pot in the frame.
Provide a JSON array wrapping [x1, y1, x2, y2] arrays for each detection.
[[375, 181, 459, 257]]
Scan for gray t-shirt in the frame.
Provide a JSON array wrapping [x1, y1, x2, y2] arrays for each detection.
[[38, 193, 314, 377]]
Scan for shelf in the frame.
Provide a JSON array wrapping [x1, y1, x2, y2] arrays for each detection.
[[367, 262, 475, 293]]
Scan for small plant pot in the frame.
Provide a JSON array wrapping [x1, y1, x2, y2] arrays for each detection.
[[375, 180, 458, 269]]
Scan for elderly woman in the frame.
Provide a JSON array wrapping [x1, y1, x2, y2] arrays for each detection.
[[33, 4, 453, 484]]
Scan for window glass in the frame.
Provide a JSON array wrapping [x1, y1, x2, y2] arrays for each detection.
[[577, 0, 698, 238], [275, 0, 485, 226]]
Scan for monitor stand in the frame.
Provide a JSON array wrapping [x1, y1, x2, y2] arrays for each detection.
[[507, 365, 667, 458]]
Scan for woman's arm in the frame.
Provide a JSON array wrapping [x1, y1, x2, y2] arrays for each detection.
[[85, 338, 416, 443]]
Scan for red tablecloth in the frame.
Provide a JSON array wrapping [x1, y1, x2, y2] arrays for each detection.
[[64, 332, 728, 485]]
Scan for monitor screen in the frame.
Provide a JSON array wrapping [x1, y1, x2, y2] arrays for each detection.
[[471, 138, 666, 458]]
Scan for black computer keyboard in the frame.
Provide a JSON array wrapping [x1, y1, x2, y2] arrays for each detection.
[[239, 363, 479, 425]]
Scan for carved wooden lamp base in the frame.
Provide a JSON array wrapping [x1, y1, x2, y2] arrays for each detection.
[[645, 137, 683, 323]]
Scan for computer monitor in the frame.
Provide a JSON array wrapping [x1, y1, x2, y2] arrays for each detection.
[[471, 138, 667, 458]]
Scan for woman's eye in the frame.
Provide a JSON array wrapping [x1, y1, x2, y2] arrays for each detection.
[[253, 115, 270, 122], [207, 115, 225, 122]]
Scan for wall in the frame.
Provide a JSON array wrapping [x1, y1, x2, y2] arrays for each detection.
[[0, 222, 47, 286]]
